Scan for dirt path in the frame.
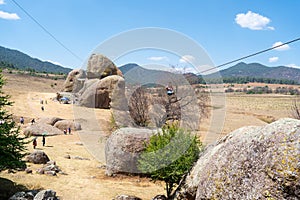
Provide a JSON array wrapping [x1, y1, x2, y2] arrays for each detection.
[[1, 73, 165, 199]]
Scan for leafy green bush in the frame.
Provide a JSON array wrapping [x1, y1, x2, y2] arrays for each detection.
[[138, 124, 202, 198]]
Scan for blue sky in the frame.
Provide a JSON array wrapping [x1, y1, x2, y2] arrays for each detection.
[[1, 0, 300, 73]]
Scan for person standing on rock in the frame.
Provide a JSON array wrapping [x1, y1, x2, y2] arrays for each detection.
[[33, 138, 37, 149], [42, 135, 46, 147], [68, 127, 71, 134]]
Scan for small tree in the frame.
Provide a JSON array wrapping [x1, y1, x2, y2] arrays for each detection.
[[138, 124, 202, 199], [129, 87, 150, 126], [0, 71, 27, 171], [291, 99, 300, 120]]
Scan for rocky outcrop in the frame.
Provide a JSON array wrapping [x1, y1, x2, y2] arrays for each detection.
[[33, 190, 59, 200], [113, 195, 142, 200], [87, 54, 122, 79], [110, 74, 133, 127], [78, 75, 125, 109], [152, 195, 167, 200], [53, 120, 81, 131], [23, 123, 62, 137], [177, 118, 300, 200], [63, 69, 86, 92], [26, 150, 50, 164], [9, 190, 59, 200], [36, 117, 62, 126], [105, 127, 155, 175], [36, 161, 63, 176], [8, 190, 39, 200]]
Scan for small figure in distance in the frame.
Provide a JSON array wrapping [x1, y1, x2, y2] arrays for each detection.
[[20, 116, 24, 125], [166, 83, 174, 96], [68, 127, 71, 134], [41, 106, 44, 111], [42, 135, 46, 147], [40, 99, 43, 104], [31, 118, 35, 125], [33, 138, 37, 149], [63, 129, 67, 135]]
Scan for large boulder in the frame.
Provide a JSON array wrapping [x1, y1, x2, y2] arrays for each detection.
[[177, 118, 300, 200], [26, 150, 50, 164], [36, 117, 62, 126], [78, 75, 125, 109], [86, 54, 123, 79], [23, 123, 62, 137], [105, 127, 155, 175], [62, 69, 86, 92], [9, 190, 39, 200], [110, 74, 133, 127], [53, 120, 81, 131], [33, 190, 59, 200], [113, 195, 142, 200]]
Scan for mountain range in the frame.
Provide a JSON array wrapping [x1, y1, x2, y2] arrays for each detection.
[[119, 62, 300, 84], [218, 62, 300, 82], [0, 46, 72, 74], [1, 45, 300, 83]]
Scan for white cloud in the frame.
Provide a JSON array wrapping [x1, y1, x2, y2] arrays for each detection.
[[269, 57, 279, 63], [235, 11, 274, 30], [179, 55, 195, 63], [45, 60, 62, 66], [0, 0, 5, 5], [0, 10, 20, 20], [147, 56, 168, 61], [287, 64, 300, 69], [272, 41, 290, 51]]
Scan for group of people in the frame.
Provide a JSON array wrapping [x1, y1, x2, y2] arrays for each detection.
[[40, 98, 48, 111], [19, 117, 35, 125], [32, 127, 72, 149], [64, 127, 72, 135], [32, 135, 46, 149]]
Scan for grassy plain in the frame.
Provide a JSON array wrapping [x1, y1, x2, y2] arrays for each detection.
[[0, 72, 297, 199]]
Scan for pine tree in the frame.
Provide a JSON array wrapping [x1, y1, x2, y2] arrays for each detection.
[[0, 71, 27, 171]]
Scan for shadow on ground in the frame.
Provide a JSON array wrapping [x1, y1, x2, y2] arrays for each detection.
[[0, 177, 28, 200]]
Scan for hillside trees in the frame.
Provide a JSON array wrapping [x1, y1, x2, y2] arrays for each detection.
[[0, 71, 27, 171]]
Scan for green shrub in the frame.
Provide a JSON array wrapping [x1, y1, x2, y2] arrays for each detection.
[[138, 124, 202, 198]]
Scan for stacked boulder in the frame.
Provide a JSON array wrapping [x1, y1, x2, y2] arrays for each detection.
[[62, 54, 126, 109]]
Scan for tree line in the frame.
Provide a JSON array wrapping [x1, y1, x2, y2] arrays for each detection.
[[186, 75, 299, 85], [225, 85, 300, 95]]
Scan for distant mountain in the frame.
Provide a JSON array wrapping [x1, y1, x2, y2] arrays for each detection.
[[119, 62, 300, 85], [118, 63, 191, 86], [218, 62, 300, 82], [0, 46, 72, 74]]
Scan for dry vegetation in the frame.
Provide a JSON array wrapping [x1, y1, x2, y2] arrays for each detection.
[[0, 71, 298, 199]]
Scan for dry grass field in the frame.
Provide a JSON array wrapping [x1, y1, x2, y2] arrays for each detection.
[[0, 72, 297, 199]]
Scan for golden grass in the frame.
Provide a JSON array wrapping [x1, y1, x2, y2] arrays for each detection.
[[0, 72, 297, 199]]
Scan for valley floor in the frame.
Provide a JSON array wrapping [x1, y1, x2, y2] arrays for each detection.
[[0, 72, 297, 199]]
